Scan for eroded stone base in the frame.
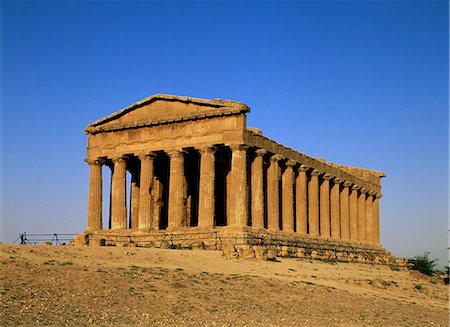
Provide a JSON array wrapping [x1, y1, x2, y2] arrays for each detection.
[[74, 228, 407, 266]]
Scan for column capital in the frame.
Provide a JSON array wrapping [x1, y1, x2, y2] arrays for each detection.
[[323, 173, 332, 180], [84, 157, 104, 166], [229, 144, 248, 153], [255, 148, 267, 157], [333, 177, 342, 184], [138, 152, 156, 161], [111, 156, 127, 163], [270, 154, 284, 163], [298, 164, 309, 172], [351, 184, 359, 190], [368, 190, 377, 196], [286, 159, 297, 168], [343, 181, 352, 187], [167, 148, 187, 158], [360, 188, 368, 194], [310, 169, 320, 176], [375, 193, 383, 199], [197, 146, 216, 156]]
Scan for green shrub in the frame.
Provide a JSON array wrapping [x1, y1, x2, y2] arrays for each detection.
[[408, 252, 438, 276]]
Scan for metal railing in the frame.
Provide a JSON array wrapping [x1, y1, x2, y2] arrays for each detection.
[[12, 233, 76, 246]]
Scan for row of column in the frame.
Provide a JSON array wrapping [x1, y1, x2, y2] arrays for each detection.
[[249, 150, 381, 244], [86, 144, 381, 244]]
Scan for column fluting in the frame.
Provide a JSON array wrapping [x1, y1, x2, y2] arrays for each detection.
[[340, 181, 351, 240], [295, 165, 308, 234], [198, 146, 216, 228], [111, 156, 127, 229], [87, 159, 103, 230], [357, 188, 367, 242], [138, 153, 155, 230], [320, 174, 331, 237], [168, 149, 187, 228], [251, 148, 266, 229], [228, 145, 249, 227], [282, 160, 296, 233], [267, 154, 282, 231], [330, 178, 341, 239], [308, 169, 320, 235], [373, 193, 382, 244], [349, 185, 359, 241], [366, 192, 375, 244]]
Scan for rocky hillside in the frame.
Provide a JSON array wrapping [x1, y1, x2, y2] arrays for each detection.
[[0, 244, 448, 326]]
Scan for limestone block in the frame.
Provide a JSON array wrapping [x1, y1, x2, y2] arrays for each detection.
[[280, 246, 289, 257], [222, 241, 237, 257], [296, 248, 305, 258], [74, 233, 89, 246], [253, 246, 266, 259], [91, 237, 106, 246], [265, 249, 278, 260], [237, 246, 255, 259]]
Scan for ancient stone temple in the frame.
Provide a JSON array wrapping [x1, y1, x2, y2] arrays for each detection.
[[76, 94, 401, 264]]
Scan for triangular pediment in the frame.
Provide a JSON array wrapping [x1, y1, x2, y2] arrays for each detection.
[[85, 94, 249, 134]]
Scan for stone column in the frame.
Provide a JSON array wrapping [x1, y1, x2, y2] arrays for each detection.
[[267, 154, 282, 231], [87, 158, 103, 230], [340, 181, 351, 240], [349, 185, 358, 241], [295, 165, 308, 234], [373, 193, 382, 244], [320, 174, 331, 237], [308, 169, 320, 235], [138, 153, 155, 230], [111, 156, 127, 229], [198, 146, 215, 228], [357, 188, 367, 242], [130, 174, 140, 229], [228, 145, 248, 227], [330, 178, 341, 239], [251, 148, 266, 229], [282, 160, 296, 233], [168, 149, 187, 228], [366, 192, 375, 244]]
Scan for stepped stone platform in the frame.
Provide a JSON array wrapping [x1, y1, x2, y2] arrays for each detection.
[[74, 228, 406, 266], [78, 94, 405, 267]]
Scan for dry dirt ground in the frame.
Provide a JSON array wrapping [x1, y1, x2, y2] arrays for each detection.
[[0, 244, 448, 326]]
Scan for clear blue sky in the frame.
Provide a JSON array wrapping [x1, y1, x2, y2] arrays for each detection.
[[1, 1, 448, 267]]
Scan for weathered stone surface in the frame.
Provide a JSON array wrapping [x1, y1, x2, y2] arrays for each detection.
[[79, 94, 396, 265]]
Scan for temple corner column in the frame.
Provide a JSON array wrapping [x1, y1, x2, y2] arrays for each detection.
[[373, 193, 382, 245], [86, 158, 103, 231], [366, 191, 376, 244]]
